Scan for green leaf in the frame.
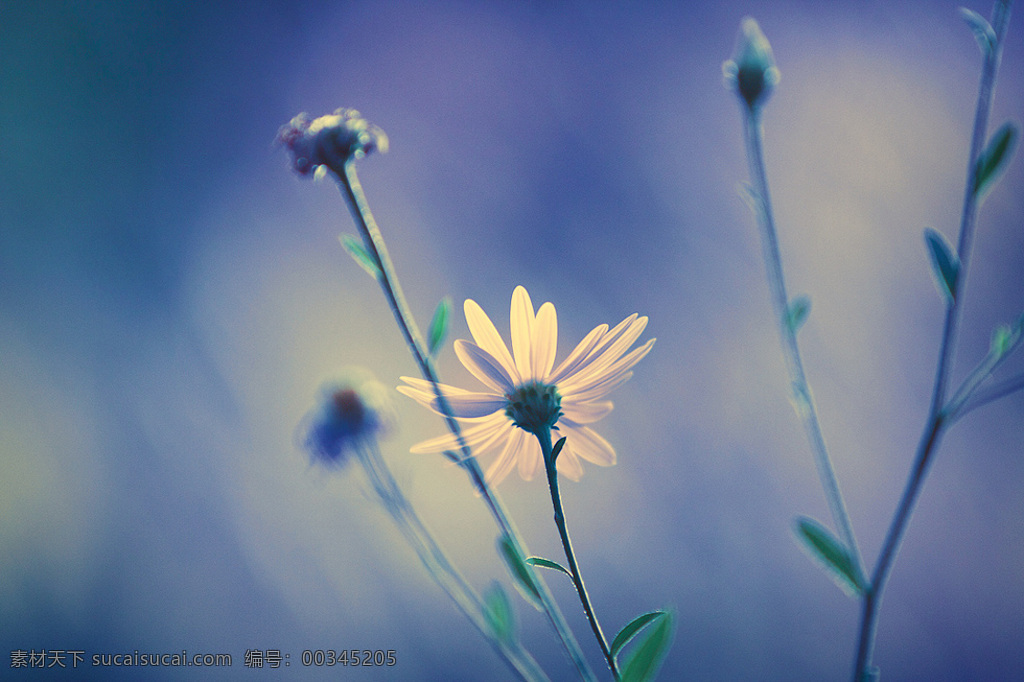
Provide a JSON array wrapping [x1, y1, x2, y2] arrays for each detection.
[[959, 7, 996, 56], [786, 295, 811, 334], [428, 296, 452, 357], [991, 324, 1014, 357], [339, 234, 382, 280], [794, 516, 866, 597], [611, 610, 668, 660], [924, 228, 960, 304], [483, 582, 515, 644], [619, 610, 675, 682], [974, 122, 1018, 199], [524, 556, 572, 578], [550, 436, 566, 463], [497, 536, 542, 610]]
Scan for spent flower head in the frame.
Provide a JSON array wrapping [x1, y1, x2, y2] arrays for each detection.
[[397, 286, 654, 485], [301, 368, 394, 467], [278, 108, 388, 177], [723, 17, 780, 111]]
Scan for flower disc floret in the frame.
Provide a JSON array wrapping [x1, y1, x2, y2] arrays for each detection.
[[506, 382, 562, 435]]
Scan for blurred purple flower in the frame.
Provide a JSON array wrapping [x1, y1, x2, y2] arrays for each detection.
[[301, 370, 393, 467], [278, 108, 388, 177]]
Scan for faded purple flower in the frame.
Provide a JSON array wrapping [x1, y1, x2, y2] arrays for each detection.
[[278, 108, 388, 177]]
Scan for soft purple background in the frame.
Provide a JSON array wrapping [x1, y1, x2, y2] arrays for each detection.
[[2, 1, 1023, 680]]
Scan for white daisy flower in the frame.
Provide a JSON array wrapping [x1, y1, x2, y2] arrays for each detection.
[[397, 286, 654, 485]]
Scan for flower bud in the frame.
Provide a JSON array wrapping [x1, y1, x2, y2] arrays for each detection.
[[722, 17, 780, 111], [278, 108, 388, 177]]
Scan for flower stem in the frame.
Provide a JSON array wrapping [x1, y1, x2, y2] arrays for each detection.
[[741, 108, 865, 580], [852, 3, 1013, 680], [356, 440, 550, 682], [535, 430, 619, 680], [336, 161, 597, 682]]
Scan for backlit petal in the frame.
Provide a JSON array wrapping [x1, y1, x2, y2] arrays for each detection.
[[532, 302, 557, 381], [560, 422, 616, 466], [454, 340, 515, 393], [548, 323, 607, 384], [560, 399, 614, 424], [484, 429, 520, 485], [555, 447, 583, 481], [465, 298, 519, 383], [409, 413, 506, 454], [433, 392, 507, 419], [510, 286, 535, 381], [517, 433, 543, 480]]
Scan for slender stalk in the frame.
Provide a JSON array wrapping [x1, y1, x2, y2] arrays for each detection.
[[852, 3, 1013, 680], [953, 371, 1024, 420], [536, 430, 619, 680], [356, 440, 550, 682], [336, 161, 597, 682], [742, 108, 865, 580]]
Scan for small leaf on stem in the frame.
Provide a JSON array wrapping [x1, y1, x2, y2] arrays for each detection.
[[483, 582, 516, 644], [786, 296, 811, 334], [525, 556, 572, 578], [497, 536, 543, 610], [428, 296, 452, 357], [611, 610, 668, 660], [339, 234, 382, 280], [619, 610, 675, 682], [960, 7, 996, 56], [550, 437, 566, 463], [794, 516, 866, 597], [974, 122, 1018, 199], [924, 228, 960, 305]]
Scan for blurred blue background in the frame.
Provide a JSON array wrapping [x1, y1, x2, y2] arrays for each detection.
[[2, 1, 1022, 680]]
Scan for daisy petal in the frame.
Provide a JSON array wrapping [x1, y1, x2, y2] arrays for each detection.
[[567, 371, 633, 403], [432, 392, 507, 419], [454, 340, 516, 393], [510, 286, 535, 381], [560, 399, 614, 424], [555, 447, 584, 481], [561, 317, 648, 387], [532, 302, 557, 381], [409, 413, 506, 453], [548, 323, 607, 384], [518, 433, 543, 480], [484, 431, 520, 485], [465, 298, 519, 383], [560, 422, 617, 466], [561, 337, 655, 395]]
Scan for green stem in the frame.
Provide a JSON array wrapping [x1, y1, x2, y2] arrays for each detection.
[[741, 107, 865, 581], [336, 160, 597, 682], [852, 2, 1013, 680], [535, 429, 619, 680], [356, 440, 550, 682]]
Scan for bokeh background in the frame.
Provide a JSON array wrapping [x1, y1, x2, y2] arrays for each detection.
[[2, 1, 1023, 680]]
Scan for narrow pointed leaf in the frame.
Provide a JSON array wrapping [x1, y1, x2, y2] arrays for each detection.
[[786, 295, 811, 334], [497, 536, 542, 610], [428, 296, 452, 356], [551, 436, 566, 463], [959, 7, 996, 56], [611, 610, 668, 660], [524, 556, 572, 578], [924, 228, 960, 304], [483, 582, 515, 644], [794, 516, 865, 597], [974, 122, 1018, 199], [619, 610, 675, 682], [339, 234, 382, 280]]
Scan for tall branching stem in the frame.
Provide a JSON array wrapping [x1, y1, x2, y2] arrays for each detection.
[[337, 160, 597, 682], [536, 430, 620, 680], [741, 109, 865, 580], [356, 440, 549, 681], [854, 2, 1013, 679]]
